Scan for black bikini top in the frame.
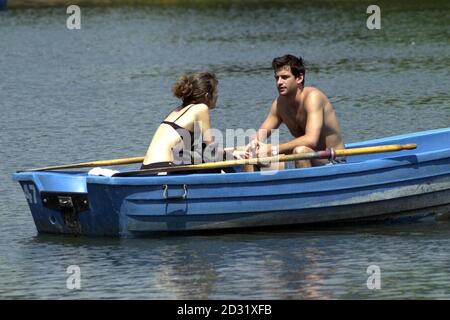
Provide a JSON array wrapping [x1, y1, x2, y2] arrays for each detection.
[[161, 105, 196, 147], [162, 104, 226, 161]]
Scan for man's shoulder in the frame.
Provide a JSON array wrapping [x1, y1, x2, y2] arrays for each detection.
[[303, 87, 329, 106], [304, 86, 327, 98]]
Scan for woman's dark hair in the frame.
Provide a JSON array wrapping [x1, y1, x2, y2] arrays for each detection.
[[173, 72, 218, 106], [272, 54, 305, 85]]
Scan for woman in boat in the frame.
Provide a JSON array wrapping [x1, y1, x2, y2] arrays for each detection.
[[142, 71, 242, 171]]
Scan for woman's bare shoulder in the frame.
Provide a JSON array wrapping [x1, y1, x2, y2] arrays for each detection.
[[191, 103, 209, 111]]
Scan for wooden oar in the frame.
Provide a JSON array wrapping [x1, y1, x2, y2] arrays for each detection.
[[113, 143, 416, 177], [19, 147, 239, 172], [20, 156, 145, 172]]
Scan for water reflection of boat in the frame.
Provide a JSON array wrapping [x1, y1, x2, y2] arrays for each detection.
[[13, 128, 450, 237]]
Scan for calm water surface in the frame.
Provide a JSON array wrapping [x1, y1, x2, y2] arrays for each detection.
[[0, 0, 449, 299]]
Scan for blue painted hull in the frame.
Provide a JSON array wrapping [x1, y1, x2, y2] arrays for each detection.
[[14, 128, 450, 237]]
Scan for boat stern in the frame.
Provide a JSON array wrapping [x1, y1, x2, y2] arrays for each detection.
[[13, 171, 120, 236]]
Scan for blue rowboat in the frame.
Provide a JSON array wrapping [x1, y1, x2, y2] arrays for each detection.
[[13, 128, 450, 237]]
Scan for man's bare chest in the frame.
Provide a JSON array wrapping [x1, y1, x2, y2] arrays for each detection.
[[280, 108, 306, 137]]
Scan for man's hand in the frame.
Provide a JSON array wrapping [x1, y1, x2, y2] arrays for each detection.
[[244, 138, 259, 156], [243, 140, 279, 166], [242, 141, 275, 167], [255, 142, 273, 158]]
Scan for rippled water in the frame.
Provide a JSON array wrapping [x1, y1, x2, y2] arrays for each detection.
[[1, 0, 449, 299]]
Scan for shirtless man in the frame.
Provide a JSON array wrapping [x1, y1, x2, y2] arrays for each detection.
[[247, 54, 345, 170]]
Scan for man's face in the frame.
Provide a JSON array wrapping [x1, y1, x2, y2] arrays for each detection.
[[274, 66, 303, 96]]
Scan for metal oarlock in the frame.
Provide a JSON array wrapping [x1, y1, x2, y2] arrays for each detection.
[[329, 148, 337, 161]]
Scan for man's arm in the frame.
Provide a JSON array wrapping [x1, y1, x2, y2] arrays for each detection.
[[278, 91, 323, 154], [255, 99, 282, 142]]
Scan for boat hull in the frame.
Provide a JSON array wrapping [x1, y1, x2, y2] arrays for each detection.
[[14, 128, 450, 237]]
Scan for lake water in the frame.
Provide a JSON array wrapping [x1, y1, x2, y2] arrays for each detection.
[[0, 0, 449, 299]]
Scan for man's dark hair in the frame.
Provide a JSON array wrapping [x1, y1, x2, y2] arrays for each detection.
[[272, 54, 305, 85]]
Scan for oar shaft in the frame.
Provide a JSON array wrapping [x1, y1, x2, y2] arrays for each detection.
[[21, 147, 242, 172], [335, 144, 416, 157], [26, 156, 144, 172], [114, 143, 416, 177], [22, 144, 416, 173]]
